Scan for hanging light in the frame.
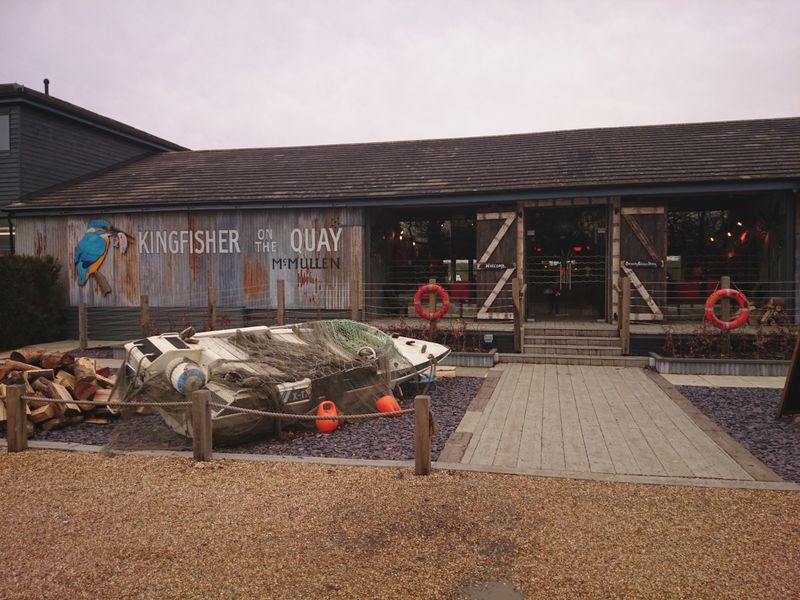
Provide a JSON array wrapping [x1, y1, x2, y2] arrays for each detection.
[[736, 221, 743, 227], [709, 236, 715, 242], [726, 231, 732, 238]]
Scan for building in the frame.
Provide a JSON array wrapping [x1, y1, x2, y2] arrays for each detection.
[[0, 81, 185, 252], [5, 114, 800, 349]]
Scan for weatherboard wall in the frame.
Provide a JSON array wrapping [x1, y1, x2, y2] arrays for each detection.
[[0, 105, 21, 207], [15, 208, 364, 311]]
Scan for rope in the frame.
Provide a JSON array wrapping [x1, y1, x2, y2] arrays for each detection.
[[20, 395, 191, 408], [207, 401, 415, 421]]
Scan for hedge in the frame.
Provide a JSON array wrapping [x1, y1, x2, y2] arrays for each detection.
[[0, 254, 66, 350]]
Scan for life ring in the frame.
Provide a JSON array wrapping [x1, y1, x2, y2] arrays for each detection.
[[704, 288, 750, 330], [414, 284, 450, 320]]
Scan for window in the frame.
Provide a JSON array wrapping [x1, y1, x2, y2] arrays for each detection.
[[0, 114, 9, 152]]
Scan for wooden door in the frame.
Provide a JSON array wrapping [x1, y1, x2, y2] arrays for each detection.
[[619, 206, 666, 321], [476, 211, 517, 319]]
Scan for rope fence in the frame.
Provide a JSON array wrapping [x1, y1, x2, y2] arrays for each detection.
[[4, 386, 435, 475]]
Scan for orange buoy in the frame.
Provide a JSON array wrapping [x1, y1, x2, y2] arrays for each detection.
[[375, 395, 401, 414], [315, 400, 339, 433]]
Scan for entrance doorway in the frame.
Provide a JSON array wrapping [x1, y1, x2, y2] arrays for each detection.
[[525, 206, 608, 319]]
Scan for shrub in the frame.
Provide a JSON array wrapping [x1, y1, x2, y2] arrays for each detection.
[[0, 254, 66, 350]]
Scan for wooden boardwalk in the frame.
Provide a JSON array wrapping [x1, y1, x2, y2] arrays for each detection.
[[455, 364, 757, 481]]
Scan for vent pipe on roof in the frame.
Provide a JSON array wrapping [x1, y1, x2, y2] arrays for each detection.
[[43, 78, 50, 96]]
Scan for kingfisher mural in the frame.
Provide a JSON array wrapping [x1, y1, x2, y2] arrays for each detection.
[[74, 219, 132, 296]]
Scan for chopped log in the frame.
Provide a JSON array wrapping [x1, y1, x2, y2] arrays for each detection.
[[23, 369, 55, 386], [45, 381, 81, 415], [40, 417, 68, 431], [26, 392, 51, 410], [6, 370, 25, 385], [32, 378, 52, 394], [96, 366, 113, 378], [55, 370, 77, 393], [40, 352, 74, 370], [9, 347, 46, 366], [135, 405, 157, 416], [30, 404, 57, 423], [0, 397, 6, 423], [74, 357, 96, 383], [26, 419, 35, 439], [0, 382, 5, 397], [85, 417, 110, 425], [65, 415, 84, 426], [74, 379, 99, 402], [95, 374, 116, 388], [0, 360, 37, 380]]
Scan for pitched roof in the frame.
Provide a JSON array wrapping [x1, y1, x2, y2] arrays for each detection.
[[0, 83, 187, 152], [10, 116, 800, 210]]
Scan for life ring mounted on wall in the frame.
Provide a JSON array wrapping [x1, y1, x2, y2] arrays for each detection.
[[704, 288, 750, 330], [414, 284, 450, 321]]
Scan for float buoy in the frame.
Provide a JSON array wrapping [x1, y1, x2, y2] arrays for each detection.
[[704, 288, 750, 330], [315, 400, 339, 433], [413, 284, 450, 320], [375, 395, 401, 414]]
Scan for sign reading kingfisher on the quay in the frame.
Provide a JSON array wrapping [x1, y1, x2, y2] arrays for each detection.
[[136, 226, 344, 269]]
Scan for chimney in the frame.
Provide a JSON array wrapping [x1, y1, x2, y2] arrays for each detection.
[[43, 78, 50, 96]]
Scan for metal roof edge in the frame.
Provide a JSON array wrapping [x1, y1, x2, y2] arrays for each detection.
[[5, 179, 799, 217]]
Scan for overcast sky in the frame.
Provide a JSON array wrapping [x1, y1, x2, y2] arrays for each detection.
[[3, 0, 799, 150]]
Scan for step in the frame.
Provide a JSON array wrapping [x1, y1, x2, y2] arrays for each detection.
[[523, 344, 623, 357], [498, 353, 649, 367], [524, 335, 621, 347], [523, 327, 619, 338]]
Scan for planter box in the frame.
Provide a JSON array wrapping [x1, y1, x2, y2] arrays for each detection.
[[440, 350, 498, 368], [650, 353, 790, 376]]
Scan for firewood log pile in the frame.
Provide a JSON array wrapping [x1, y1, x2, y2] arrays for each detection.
[[0, 347, 121, 437]]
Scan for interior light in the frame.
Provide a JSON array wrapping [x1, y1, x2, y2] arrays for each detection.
[[573, 246, 583, 253], [709, 236, 715, 242], [739, 231, 748, 242], [737, 221, 743, 227], [726, 231, 732, 237]]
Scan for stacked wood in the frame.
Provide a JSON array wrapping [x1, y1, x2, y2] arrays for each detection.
[[0, 350, 119, 436]]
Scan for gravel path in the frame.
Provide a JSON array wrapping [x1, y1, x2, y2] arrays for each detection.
[[11, 377, 483, 460], [678, 386, 800, 483], [1, 450, 798, 599]]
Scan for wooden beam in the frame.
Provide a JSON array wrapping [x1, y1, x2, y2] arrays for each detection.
[[621, 264, 663, 318], [5, 385, 27, 452], [620, 276, 630, 355], [140, 294, 150, 337], [476, 211, 515, 221], [191, 389, 213, 462], [208, 287, 217, 330], [610, 197, 621, 323], [78, 302, 88, 350], [621, 206, 665, 215], [276, 280, 285, 325], [477, 267, 515, 319], [622, 213, 661, 262]]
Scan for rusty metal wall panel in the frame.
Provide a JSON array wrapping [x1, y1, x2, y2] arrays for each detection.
[[15, 208, 365, 311]]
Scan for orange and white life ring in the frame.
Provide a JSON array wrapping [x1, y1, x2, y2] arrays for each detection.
[[704, 288, 750, 330], [413, 284, 450, 321]]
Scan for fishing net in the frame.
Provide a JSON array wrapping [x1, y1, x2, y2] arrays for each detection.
[[108, 320, 418, 447]]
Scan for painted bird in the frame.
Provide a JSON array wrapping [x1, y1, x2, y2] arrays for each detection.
[[74, 219, 123, 286]]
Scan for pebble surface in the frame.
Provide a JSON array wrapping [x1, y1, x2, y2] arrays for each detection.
[[1, 450, 798, 599], [677, 386, 800, 483], [15, 377, 483, 460]]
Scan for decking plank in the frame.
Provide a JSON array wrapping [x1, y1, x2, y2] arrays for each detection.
[[468, 363, 522, 465], [517, 363, 546, 470], [493, 363, 536, 467], [570, 366, 615, 473], [557, 364, 590, 472], [540, 363, 565, 471]]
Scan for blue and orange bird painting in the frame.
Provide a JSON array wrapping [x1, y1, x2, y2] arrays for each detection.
[[74, 219, 131, 295]]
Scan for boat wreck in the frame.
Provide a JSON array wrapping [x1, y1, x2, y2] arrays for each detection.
[[119, 320, 449, 443]]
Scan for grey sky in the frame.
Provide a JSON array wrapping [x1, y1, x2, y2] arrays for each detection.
[[3, 0, 799, 150]]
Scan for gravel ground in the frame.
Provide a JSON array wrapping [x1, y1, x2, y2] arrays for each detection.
[[677, 386, 800, 483], [6, 377, 483, 460], [1, 450, 798, 599]]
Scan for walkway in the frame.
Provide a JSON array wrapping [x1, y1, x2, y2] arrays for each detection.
[[443, 363, 783, 484]]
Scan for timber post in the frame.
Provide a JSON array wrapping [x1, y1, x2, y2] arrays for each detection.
[[6, 384, 27, 452], [78, 302, 88, 350], [350, 253, 360, 322], [276, 280, 285, 326], [140, 294, 150, 337], [512, 277, 522, 353], [414, 394, 432, 476], [620, 276, 631, 355], [720, 275, 732, 354], [191, 389, 213, 462], [208, 287, 217, 330]]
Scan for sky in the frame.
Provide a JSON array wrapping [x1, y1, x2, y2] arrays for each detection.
[[3, 0, 799, 150]]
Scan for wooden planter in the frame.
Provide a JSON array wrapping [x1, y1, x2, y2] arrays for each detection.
[[649, 353, 789, 376]]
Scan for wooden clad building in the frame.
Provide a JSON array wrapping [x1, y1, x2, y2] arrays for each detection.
[[6, 116, 800, 341]]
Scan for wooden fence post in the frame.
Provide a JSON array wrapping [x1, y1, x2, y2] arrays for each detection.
[[6, 385, 27, 452], [78, 302, 88, 350], [414, 395, 432, 476], [276, 280, 285, 325], [191, 389, 213, 461], [512, 278, 522, 353], [140, 295, 150, 337], [350, 269, 360, 322], [620, 276, 631, 355], [208, 287, 217, 331]]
